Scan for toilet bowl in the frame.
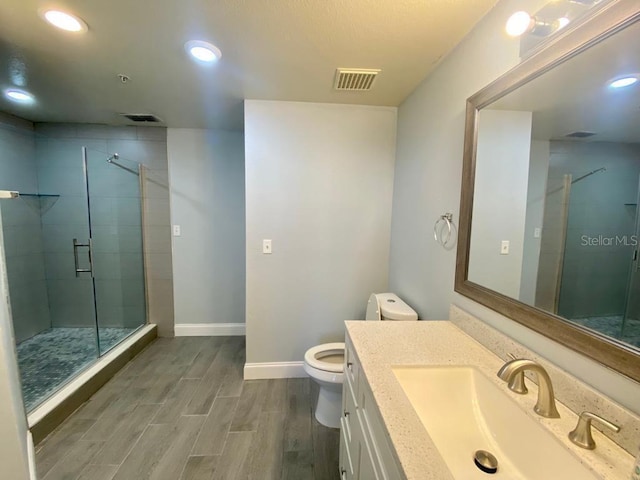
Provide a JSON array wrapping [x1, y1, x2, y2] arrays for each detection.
[[303, 342, 344, 428], [303, 293, 417, 428]]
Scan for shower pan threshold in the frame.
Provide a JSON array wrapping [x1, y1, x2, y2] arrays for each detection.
[[27, 324, 157, 444]]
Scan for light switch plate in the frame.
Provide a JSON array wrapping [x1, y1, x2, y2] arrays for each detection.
[[500, 240, 510, 255], [263, 239, 272, 254]]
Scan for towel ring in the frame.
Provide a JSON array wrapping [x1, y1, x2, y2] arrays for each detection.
[[434, 213, 454, 248]]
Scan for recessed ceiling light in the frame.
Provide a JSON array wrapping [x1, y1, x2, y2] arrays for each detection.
[[185, 40, 222, 63], [609, 76, 639, 89], [4, 88, 35, 105], [505, 11, 534, 37], [39, 9, 88, 33]]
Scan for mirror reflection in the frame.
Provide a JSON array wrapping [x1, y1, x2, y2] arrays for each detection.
[[468, 19, 640, 350]]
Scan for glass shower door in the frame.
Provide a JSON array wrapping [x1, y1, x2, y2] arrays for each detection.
[[622, 175, 640, 348], [83, 148, 146, 355]]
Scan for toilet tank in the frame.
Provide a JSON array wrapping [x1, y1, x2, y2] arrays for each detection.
[[365, 293, 418, 321]]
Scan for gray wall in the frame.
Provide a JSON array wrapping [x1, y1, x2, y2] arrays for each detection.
[[468, 109, 532, 299], [167, 128, 245, 326], [0, 114, 51, 342], [552, 141, 640, 319], [245, 100, 397, 364], [385, 0, 534, 319], [519, 140, 549, 305], [389, 0, 640, 412]]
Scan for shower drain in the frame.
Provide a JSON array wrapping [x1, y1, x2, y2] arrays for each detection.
[[473, 450, 498, 474]]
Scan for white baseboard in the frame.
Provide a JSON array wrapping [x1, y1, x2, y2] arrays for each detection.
[[244, 361, 308, 380], [174, 323, 246, 336]]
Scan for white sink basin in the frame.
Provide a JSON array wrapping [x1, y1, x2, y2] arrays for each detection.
[[392, 366, 600, 479]]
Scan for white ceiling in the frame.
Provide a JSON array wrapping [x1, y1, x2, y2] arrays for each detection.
[[0, 0, 498, 130], [488, 18, 640, 144]]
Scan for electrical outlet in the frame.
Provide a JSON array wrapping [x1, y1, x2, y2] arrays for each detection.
[[534, 227, 541, 238], [173, 225, 181, 237]]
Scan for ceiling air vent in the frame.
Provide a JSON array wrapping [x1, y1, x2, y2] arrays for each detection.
[[565, 131, 596, 138], [121, 113, 162, 123], [334, 68, 381, 91]]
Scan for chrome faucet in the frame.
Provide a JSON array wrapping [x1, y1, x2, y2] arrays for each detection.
[[497, 359, 560, 418]]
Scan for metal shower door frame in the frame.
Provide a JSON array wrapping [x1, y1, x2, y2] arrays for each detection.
[[80, 146, 102, 355]]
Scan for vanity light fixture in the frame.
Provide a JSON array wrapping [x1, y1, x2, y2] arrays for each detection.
[[3, 88, 35, 105], [608, 76, 639, 89], [505, 11, 568, 37], [505, 11, 535, 37], [184, 40, 222, 63], [39, 9, 88, 33]]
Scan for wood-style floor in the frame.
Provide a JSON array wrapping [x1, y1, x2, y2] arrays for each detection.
[[35, 336, 340, 480]]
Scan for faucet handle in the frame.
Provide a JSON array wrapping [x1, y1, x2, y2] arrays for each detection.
[[568, 411, 620, 450], [506, 354, 528, 394]]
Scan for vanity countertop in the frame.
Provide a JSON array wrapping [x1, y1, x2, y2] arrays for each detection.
[[344, 320, 634, 480]]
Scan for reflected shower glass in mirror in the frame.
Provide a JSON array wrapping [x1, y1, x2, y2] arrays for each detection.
[[468, 19, 640, 351]]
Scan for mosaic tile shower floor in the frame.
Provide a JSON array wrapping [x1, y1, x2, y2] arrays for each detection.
[[17, 327, 135, 412], [569, 315, 640, 348]]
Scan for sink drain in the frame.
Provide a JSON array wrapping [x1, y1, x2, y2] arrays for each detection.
[[474, 450, 498, 474]]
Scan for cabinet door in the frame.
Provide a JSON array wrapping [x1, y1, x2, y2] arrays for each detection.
[[357, 448, 379, 480], [344, 337, 359, 395], [354, 410, 382, 480], [341, 371, 359, 475], [342, 375, 358, 442], [358, 378, 403, 480], [339, 427, 354, 480]]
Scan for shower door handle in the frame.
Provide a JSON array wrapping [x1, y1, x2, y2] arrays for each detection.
[[73, 238, 93, 277]]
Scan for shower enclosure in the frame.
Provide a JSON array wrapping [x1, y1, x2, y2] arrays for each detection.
[[554, 162, 640, 348], [0, 124, 147, 411]]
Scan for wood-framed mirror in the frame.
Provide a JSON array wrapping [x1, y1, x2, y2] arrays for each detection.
[[455, 0, 640, 383]]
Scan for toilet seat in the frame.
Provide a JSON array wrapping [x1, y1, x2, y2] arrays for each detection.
[[304, 342, 345, 373]]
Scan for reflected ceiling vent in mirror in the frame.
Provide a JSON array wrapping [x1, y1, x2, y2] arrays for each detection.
[[334, 68, 381, 91], [120, 113, 162, 123], [565, 131, 596, 138]]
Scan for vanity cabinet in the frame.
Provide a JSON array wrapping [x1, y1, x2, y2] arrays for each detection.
[[340, 336, 403, 480]]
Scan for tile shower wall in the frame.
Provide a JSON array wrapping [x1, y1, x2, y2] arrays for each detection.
[[34, 124, 174, 336], [35, 130, 98, 328], [0, 114, 50, 342], [542, 141, 640, 319]]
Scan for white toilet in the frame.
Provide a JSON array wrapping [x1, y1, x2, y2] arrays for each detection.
[[303, 293, 418, 428]]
